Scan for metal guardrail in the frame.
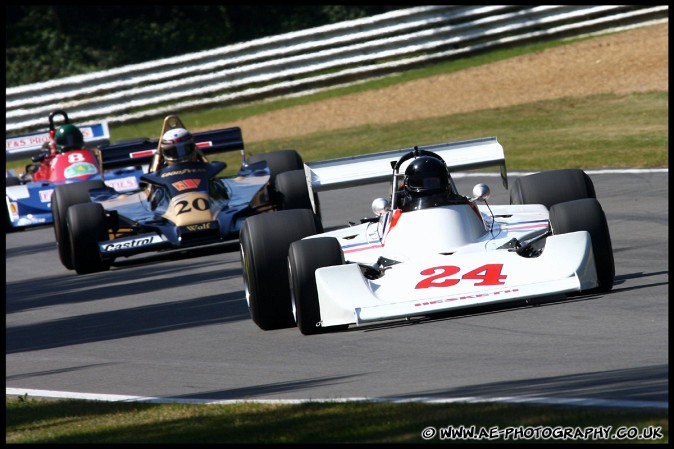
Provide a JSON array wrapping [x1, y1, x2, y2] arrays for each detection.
[[5, 5, 668, 134]]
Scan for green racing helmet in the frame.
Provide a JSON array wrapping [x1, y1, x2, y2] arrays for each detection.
[[54, 123, 84, 152]]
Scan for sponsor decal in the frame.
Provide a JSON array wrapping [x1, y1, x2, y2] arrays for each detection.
[[100, 235, 163, 252], [161, 168, 207, 178], [64, 162, 97, 178], [6, 124, 107, 151], [5, 133, 50, 150], [414, 288, 520, 307], [104, 177, 139, 191], [79, 127, 94, 138], [183, 221, 215, 232], [18, 216, 47, 226], [172, 179, 201, 191], [39, 189, 54, 202], [82, 123, 110, 141], [196, 141, 212, 148]]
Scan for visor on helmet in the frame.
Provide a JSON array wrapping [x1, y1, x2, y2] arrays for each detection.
[[163, 142, 195, 161], [407, 175, 444, 191]]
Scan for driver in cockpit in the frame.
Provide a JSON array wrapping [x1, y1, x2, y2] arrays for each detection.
[[398, 155, 464, 211]]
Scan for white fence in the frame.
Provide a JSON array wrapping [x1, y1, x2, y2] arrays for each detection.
[[6, 5, 668, 134]]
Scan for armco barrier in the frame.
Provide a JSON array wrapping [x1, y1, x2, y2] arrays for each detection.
[[5, 5, 668, 134]]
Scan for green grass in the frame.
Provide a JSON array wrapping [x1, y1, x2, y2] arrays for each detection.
[[248, 92, 668, 171], [6, 397, 668, 444], [7, 92, 668, 178]]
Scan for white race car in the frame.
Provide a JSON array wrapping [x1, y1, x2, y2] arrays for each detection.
[[240, 137, 615, 335]]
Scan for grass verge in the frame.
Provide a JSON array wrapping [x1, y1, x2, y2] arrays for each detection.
[[7, 92, 668, 178], [6, 397, 668, 444]]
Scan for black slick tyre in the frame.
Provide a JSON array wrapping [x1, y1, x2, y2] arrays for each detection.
[[239, 208, 319, 330], [274, 169, 313, 211], [51, 180, 105, 270], [289, 237, 346, 335], [247, 149, 303, 185], [67, 202, 111, 275], [510, 169, 596, 209], [549, 198, 615, 293]]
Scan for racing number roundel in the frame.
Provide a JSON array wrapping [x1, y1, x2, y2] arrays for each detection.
[[166, 192, 212, 225], [415, 264, 507, 289], [174, 196, 209, 215], [67, 152, 86, 163]]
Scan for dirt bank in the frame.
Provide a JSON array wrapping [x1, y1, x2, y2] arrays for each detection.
[[206, 22, 668, 143]]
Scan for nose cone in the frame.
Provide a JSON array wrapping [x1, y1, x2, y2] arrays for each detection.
[[383, 205, 488, 258]]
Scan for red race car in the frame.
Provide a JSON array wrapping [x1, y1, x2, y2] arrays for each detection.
[[5, 110, 142, 231]]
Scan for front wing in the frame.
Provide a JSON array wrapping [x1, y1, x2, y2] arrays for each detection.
[[95, 221, 230, 260], [314, 231, 598, 327]]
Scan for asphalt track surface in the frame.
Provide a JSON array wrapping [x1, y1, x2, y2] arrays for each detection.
[[5, 171, 668, 408]]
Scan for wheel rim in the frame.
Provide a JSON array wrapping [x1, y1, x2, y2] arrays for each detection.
[[288, 258, 298, 322], [239, 243, 252, 308]]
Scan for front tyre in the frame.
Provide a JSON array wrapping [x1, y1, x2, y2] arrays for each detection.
[[239, 209, 319, 330], [51, 180, 105, 270], [289, 237, 347, 335], [549, 198, 615, 293], [67, 202, 111, 275]]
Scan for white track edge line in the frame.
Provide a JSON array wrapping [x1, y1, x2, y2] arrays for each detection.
[[6, 388, 668, 409]]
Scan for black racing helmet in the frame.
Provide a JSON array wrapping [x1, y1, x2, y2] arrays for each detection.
[[403, 156, 450, 196]]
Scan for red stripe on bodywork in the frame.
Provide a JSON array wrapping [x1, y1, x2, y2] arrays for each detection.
[[131, 149, 156, 158], [343, 243, 383, 254]]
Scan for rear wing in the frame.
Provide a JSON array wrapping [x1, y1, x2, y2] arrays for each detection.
[[306, 137, 507, 191], [99, 127, 244, 169], [5, 121, 110, 162]]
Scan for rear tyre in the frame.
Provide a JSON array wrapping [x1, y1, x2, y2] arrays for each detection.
[[239, 209, 319, 330], [289, 237, 347, 335], [51, 180, 105, 270], [248, 149, 304, 185], [549, 198, 615, 293], [6, 176, 20, 186], [274, 169, 313, 211], [67, 202, 111, 275], [510, 169, 596, 209]]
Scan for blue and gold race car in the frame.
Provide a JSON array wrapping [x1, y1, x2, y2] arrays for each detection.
[[51, 114, 316, 275]]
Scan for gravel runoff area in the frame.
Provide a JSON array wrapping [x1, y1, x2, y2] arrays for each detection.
[[202, 22, 668, 143]]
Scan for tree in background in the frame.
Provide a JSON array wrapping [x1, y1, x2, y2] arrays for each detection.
[[6, 5, 410, 87]]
